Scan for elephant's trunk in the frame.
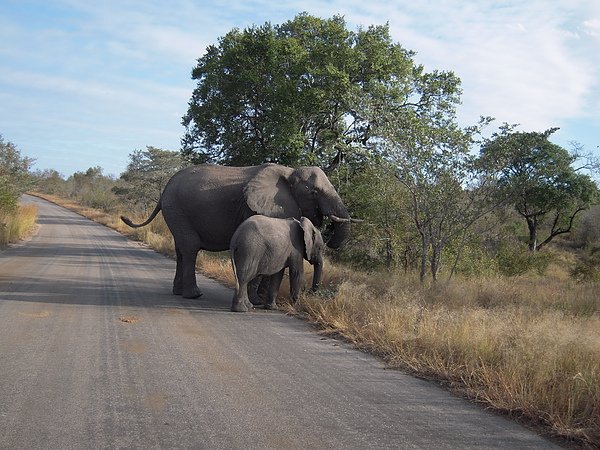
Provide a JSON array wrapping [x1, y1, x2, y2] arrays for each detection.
[[311, 258, 324, 292], [326, 213, 351, 249], [319, 195, 351, 249]]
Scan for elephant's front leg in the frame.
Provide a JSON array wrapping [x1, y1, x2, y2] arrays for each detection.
[[263, 269, 285, 310], [289, 264, 304, 303], [247, 276, 264, 305]]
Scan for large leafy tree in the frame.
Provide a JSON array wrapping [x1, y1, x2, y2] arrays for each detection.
[[480, 126, 599, 251], [182, 13, 462, 169]]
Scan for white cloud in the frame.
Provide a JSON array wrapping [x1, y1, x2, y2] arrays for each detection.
[[584, 19, 600, 37], [356, 1, 600, 131], [2, 0, 599, 175]]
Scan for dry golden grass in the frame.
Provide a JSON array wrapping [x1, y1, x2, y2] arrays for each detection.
[[291, 263, 600, 447], [197, 252, 237, 287], [0, 203, 38, 246], [31, 192, 600, 446]]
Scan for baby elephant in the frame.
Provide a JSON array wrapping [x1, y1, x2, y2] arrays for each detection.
[[230, 215, 325, 312]]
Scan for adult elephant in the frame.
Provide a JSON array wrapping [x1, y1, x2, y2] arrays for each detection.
[[121, 163, 352, 299]]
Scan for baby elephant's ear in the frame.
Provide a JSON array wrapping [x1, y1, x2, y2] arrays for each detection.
[[300, 217, 316, 261]]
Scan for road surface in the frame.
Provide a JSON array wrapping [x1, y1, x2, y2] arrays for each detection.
[[0, 195, 559, 449]]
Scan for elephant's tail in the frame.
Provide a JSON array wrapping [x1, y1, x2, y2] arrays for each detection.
[[121, 199, 162, 228]]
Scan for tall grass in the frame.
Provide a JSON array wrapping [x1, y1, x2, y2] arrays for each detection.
[[0, 203, 37, 246], [294, 266, 600, 446], [30, 192, 600, 446]]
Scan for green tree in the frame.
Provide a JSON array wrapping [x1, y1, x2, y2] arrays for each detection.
[[480, 126, 599, 251], [373, 72, 495, 282], [0, 135, 35, 211], [333, 162, 418, 270], [393, 142, 492, 282], [68, 166, 118, 211], [32, 169, 66, 196], [116, 147, 188, 212], [182, 13, 462, 170]]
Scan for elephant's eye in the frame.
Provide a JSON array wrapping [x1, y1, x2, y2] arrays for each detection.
[[305, 185, 317, 195]]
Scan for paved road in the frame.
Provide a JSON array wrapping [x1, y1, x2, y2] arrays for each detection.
[[0, 195, 559, 449]]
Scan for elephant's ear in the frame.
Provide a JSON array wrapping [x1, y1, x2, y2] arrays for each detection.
[[244, 164, 300, 218], [300, 217, 316, 261]]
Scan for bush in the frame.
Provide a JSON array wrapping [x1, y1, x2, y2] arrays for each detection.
[[0, 203, 37, 246], [0, 176, 18, 212], [570, 248, 600, 282], [496, 244, 552, 276], [444, 238, 499, 278]]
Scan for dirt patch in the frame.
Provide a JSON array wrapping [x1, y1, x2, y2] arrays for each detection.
[[119, 316, 139, 324]]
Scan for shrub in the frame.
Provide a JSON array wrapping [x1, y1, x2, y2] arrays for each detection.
[[570, 248, 600, 282], [0, 203, 37, 246], [496, 244, 552, 276]]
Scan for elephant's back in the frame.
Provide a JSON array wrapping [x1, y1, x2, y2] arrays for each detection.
[[167, 164, 261, 190], [163, 164, 259, 203], [233, 216, 298, 249]]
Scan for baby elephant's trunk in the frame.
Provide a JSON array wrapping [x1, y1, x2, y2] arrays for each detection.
[[311, 258, 324, 292]]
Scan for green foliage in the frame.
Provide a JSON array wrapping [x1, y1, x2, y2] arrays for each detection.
[[387, 116, 495, 281], [444, 234, 499, 278], [570, 248, 600, 282], [115, 147, 188, 213], [496, 243, 552, 276], [0, 134, 34, 212], [32, 169, 67, 196], [0, 176, 18, 212], [67, 167, 119, 211], [480, 125, 600, 251], [331, 163, 417, 269], [182, 13, 462, 170]]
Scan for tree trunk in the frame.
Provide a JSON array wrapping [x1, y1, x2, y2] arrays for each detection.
[[527, 217, 538, 251], [419, 233, 429, 283], [430, 245, 441, 282]]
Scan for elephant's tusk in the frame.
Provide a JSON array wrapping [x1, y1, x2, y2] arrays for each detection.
[[329, 215, 363, 224]]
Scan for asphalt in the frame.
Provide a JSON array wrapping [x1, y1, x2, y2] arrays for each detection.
[[0, 195, 561, 449]]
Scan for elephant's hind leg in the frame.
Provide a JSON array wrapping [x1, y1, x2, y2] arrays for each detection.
[[175, 241, 203, 299], [231, 281, 251, 312], [173, 247, 184, 295]]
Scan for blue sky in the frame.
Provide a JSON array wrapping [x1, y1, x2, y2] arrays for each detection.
[[1, 0, 599, 177]]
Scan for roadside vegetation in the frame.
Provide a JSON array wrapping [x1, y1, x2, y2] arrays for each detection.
[[0, 135, 37, 245], [4, 12, 600, 446]]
